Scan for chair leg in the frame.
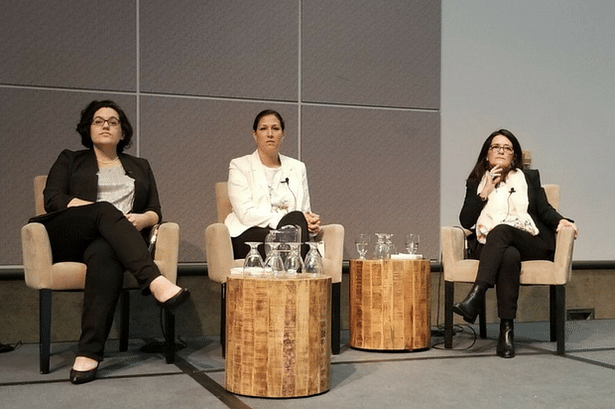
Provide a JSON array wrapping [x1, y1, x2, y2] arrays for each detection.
[[444, 281, 454, 348], [119, 290, 130, 352], [549, 285, 557, 342], [479, 297, 487, 339], [221, 283, 226, 358], [164, 309, 176, 364], [39, 289, 52, 374], [331, 282, 341, 355], [551, 285, 566, 355]]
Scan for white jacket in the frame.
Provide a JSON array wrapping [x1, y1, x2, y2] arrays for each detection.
[[224, 150, 312, 237]]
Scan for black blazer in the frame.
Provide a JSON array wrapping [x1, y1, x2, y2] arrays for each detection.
[[42, 149, 162, 222], [459, 169, 565, 252]]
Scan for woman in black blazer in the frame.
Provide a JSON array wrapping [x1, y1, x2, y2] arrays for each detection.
[[453, 129, 577, 358], [32, 100, 190, 384]]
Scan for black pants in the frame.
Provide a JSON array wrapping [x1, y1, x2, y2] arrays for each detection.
[[231, 211, 310, 259], [471, 224, 553, 320], [40, 202, 161, 361]]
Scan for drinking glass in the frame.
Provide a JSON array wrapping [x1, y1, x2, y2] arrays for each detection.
[[385, 233, 397, 256], [373, 233, 389, 260], [284, 242, 304, 274], [304, 241, 324, 275], [355, 233, 370, 260], [243, 242, 264, 275], [405, 234, 420, 254], [264, 242, 286, 276]]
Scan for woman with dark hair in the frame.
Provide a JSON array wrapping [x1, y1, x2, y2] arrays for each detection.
[[32, 100, 190, 384], [453, 129, 577, 358], [225, 109, 321, 259]]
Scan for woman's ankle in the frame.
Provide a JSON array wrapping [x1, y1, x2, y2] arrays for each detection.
[[73, 356, 98, 371]]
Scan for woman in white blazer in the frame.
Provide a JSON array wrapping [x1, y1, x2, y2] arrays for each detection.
[[225, 109, 321, 258]]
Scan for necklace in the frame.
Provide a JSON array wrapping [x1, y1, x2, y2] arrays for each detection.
[[97, 157, 119, 165]]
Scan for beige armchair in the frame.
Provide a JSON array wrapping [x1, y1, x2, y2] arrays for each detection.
[[441, 184, 575, 355], [21, 175, 180, 373], [205, 182, 344, 355]]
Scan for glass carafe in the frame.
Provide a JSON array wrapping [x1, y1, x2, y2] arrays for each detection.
[[373, 233, 389, 260]]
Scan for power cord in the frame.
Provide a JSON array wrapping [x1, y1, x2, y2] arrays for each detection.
[[139, 307, 187, 353], [0, 341, 22, 353]]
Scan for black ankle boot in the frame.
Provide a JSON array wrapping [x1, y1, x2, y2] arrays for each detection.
[[452, 284, 486, 324], [497, 319, 515, 358]]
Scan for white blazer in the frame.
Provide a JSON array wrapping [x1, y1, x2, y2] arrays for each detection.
[[224, 150, 312, 237]]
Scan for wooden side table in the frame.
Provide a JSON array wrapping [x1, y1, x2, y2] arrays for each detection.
[[225, 274, 331, 398], [350, 259, 431, 351]]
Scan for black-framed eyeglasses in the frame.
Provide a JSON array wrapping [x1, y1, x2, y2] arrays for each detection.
[[489, 144, 514, 154], [92, 117, 121, 127]]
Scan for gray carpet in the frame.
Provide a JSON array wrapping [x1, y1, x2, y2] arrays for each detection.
[[1, 320, 614, 409]]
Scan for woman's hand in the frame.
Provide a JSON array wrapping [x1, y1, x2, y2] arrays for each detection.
[[479, 165, 504, 200], [557, 219, 578, 239], [126, 211, 159, 231], [304, 211, 321, 235]]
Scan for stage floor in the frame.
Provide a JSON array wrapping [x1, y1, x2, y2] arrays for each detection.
[[1, 320, 614, 408]]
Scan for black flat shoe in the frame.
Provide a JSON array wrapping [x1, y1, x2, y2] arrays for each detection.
[[452, 284, 486, 324], [69, 365, 98, 384], [157, 288, 190, 312], [496, 319, 515, 358]]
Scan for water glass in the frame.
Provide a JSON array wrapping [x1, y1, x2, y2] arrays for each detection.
[[243, 242, 264, 275], [405, 234, 420, 254], [355, 233, 370, 260], [304, 241, 324, 275], [284, 242, 304, 274]]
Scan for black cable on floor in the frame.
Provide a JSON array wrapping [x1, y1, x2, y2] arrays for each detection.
[[139, 307, 187, 353], [0, 341, 22, 353]]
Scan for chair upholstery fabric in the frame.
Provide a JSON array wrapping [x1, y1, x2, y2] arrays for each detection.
[[441, 184, 575, 354], [21, 175, 180, 373]]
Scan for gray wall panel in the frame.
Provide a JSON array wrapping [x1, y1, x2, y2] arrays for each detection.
[[302, 106, 440, 259], [302, 0, 440, 108], [140, 1, 298, 100], [1, 1, 440, 265], [0, 1, 136, 90], [0, 89, 136, 264], [140, 97, 298, 261]]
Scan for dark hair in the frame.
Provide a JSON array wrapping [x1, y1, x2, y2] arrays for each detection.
[[468, 129, 523, 181], [76, 100, 133, 153], [252, 109, 285, 131]]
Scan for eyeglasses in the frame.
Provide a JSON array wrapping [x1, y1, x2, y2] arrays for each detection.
[[489, 144, 514, 154], [92, 117, 121, 127]]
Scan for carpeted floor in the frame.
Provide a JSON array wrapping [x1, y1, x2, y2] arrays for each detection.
[[1, 320, 614, 409]]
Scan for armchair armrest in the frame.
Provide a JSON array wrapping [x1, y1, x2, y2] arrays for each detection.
[[21, 222, 54, 289], [205, 223, 235, 284], [552, 225, 575, 284], [316, 224, 344, 284], [153, 222, 180, 284], [441, 226, 468, 266]]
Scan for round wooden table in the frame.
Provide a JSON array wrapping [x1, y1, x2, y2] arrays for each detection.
[[349, 259, 431, 351], [225, 273, 331, 398]]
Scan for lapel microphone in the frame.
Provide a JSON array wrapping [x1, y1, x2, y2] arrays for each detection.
[[509, 187, 516, 194], [281, 177, 296, 206]]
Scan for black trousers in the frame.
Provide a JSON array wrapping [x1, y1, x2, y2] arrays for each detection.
[[40, 202, 161, 361], [472, 224, 554, 320], [231, 211, 310, 259]]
